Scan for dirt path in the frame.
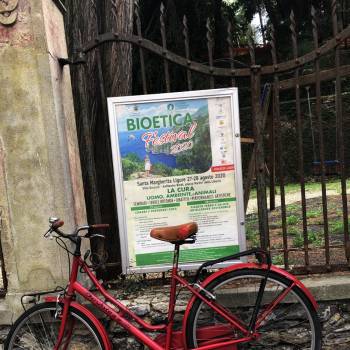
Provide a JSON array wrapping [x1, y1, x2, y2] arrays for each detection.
[[246, 189, 342, 214]]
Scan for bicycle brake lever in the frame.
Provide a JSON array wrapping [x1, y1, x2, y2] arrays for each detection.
[[44, 228, 54, 239]]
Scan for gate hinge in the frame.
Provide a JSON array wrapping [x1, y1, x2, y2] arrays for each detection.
[[58, 51, 87, 66]]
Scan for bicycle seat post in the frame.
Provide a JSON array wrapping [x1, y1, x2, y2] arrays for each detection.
[[165, 243, 181, 348]]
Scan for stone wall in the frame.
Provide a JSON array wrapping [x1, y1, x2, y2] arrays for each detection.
[[0, 0, 86, 322], [102, 283, 350, 349]]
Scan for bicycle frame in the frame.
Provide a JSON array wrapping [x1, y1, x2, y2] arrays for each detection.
[[50, 242, 317, 350]]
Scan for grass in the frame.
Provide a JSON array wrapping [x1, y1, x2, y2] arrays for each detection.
[[287, 203, 301, 212], [245, 219, 260, 247], [245, 179, 349, 266], [329, 220, 344, 235], [286, 215, 300, 225], [288, 227, 299, 236], [272, 254, 284, 265], [308, 231, 324, 246], [306, 209, 322, 219], [292, 233, 304, 248]]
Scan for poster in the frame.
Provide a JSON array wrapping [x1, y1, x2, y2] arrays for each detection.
[[108, 88, 246, 273]]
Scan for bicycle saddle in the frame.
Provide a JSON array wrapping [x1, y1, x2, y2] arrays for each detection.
[[150, 222, 198, 243]]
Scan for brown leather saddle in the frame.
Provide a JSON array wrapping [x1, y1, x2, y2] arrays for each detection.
[[150, 222, 198, 244]]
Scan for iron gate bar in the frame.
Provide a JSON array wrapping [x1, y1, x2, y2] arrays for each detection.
[[135, 1, 147, 95], [206, 19, 215, 89], [271, 25, 288, 269], [279, 64, 350, 90], [183, 15, 193, 91], [290, 11, 310, 269], [243, 85, 271, 214], [227, 22, 236, 87], [268, 104, 275, 211], [160, 3, 171, 93], [78, 24, 350, 77], [312, 6, 331, 270], [65, 0, 350, 275], [244, 148, 255, 213], [332, 0, 350, 263], [249, 34, 270, 251]]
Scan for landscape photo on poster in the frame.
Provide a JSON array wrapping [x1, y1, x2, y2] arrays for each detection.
[[117, 99, 212, 180]]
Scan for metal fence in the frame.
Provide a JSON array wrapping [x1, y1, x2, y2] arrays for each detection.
[[64, 0, 350, 275]]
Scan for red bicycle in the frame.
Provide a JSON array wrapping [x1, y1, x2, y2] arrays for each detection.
[[6, 218, 321, 349]]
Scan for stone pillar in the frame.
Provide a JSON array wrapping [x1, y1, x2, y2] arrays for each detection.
[[0, 0, 86, 322]]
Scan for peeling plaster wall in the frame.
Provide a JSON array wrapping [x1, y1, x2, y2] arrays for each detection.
[[0, 0, 86, 322]]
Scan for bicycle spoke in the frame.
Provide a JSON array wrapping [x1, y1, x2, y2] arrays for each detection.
[[11, 342, 26, 350], [39, 313, 53, 348], [7, 304, 104, 350], [23, 319, 45, 350]]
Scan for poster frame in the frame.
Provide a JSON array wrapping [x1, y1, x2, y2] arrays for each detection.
[[107, 88, 246, 274]]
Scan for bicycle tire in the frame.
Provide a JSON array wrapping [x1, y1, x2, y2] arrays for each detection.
[[186, 268, 322, 349], [5, 301, 105, 349]]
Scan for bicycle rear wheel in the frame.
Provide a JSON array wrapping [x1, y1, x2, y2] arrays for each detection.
[[5, 301, 104, 349], [186, 268, 321, 349]]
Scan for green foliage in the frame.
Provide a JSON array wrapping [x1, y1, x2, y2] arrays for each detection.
[[286, 215, 299, 226], [172, 168, 193, 176], [245, 222, 260, 247], [122, 153, 143, 180], [293, 233, 304, 248], [248, 234, 260, 248], [176, 115, 212, 173], [272, 254, 284, 265], [151, 163, 173, 177], [306, 209, 322, 219], [308, 231, 323, 246], [287, 203, 301, 212], [329, 220, 344, 235], [288, 227, 299, 236]]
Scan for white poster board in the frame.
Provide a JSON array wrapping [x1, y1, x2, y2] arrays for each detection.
[[108, 88, 246, 274]]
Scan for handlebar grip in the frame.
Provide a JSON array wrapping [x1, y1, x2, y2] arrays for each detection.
[[90, 224, 110, 230], [52, 220, 64, 230]]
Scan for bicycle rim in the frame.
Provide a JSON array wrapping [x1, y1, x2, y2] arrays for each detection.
[[186, 269, 321, 350], [6, 302, 104, 350]]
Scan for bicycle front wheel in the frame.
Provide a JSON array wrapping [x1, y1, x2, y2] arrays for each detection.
[[186, 268, 321, 349], [5, 301, 105, 349]]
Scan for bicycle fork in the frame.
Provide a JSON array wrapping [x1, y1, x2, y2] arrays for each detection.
[[54, 253, 80, 350], [54, 293, 75, 350]]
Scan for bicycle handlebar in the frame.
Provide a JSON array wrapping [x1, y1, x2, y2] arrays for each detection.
[[45, 217, 110, 241]]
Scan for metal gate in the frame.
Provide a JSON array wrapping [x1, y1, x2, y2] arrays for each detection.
[[62, 0, 350, 276]]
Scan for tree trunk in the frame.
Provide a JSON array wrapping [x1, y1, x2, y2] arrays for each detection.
[[64, 0, 134, 278]]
